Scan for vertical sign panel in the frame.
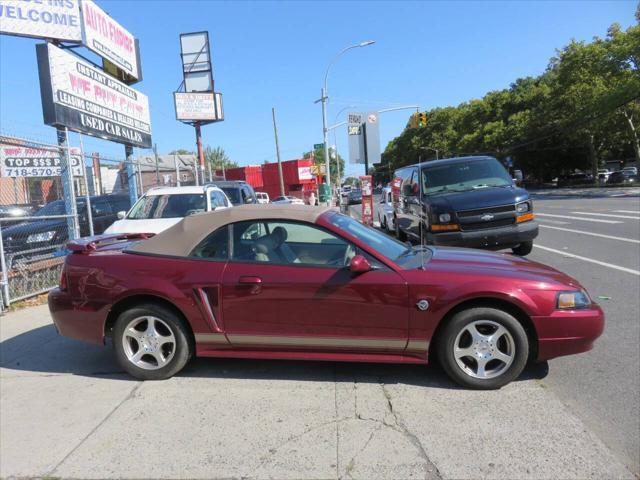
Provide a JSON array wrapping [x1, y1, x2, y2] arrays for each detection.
[[348, 112, 364, 164], [364, 112, 381, 165], [360, 175, 373, 226]]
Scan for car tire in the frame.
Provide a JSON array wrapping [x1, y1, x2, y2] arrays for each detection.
[[113, 303, 193, 380], [437, 307, 529, 390], [380, 215, 387, 230], [512, 241, 533, 256], [395, 218, 407, 241]]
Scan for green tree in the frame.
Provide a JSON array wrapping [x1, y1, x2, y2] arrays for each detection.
[[302, 148, 345, 186], [204, 146, 238, 172], [168, 149, 194, 155]]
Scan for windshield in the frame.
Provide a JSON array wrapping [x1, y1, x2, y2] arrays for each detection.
[[421, 158, 512, 194], [220, 187, 240, 204], [127, 194, 206, 219], [35, 200, 86, 216], [328, 212, 431, 268]]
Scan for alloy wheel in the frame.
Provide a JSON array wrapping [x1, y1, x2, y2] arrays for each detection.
[[453, 320, 515, 379], [122, 316, 176, 370]]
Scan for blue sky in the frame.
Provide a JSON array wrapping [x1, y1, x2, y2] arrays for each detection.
[[0, 0, 636, 179]]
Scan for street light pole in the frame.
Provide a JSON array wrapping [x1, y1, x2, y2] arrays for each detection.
[[320, 40, 374, 204]]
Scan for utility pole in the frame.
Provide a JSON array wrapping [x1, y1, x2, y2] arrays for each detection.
[[272, 107, 285, 197], [153, 143, 160, 185], [195, 122, 205, 185]]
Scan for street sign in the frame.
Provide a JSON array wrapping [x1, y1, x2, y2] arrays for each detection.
[[313, 143, 324, 150]]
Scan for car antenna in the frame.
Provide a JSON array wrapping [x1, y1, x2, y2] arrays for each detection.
[[418, 152, 426, 270]]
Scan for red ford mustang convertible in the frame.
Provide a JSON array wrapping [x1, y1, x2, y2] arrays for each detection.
[[48, 205, 603, 389]]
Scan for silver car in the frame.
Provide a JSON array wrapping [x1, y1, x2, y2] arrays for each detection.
[[377, 187, 394, 232]]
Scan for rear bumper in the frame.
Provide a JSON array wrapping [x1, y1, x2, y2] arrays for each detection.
[[534, 305, 605, 361], [48, 288, 106, 345], [428, 220, 538, 249]]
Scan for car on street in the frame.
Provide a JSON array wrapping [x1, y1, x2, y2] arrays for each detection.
[[49, 205, 603, 389], [256, 192, 270, 204], [393, 156, 538, 255], [607, 170, 638, 185], [105, 186, 231, 235], [621, 166, 638, 176], [347, 189, 363, 205], [557, 172, 594, 187], [271, 195, 305, 205], [377, 187, 394, 232], [2, 194, 129, 266], [597, 169, 611, 183], [209, 180, 257, 205]]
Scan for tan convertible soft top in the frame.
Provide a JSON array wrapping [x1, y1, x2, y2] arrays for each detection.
[[129, 204, 333, 257]]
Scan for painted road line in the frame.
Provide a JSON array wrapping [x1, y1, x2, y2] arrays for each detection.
[[536, 213, 622, 224], [614, 210, 640, 214], [539, 219, 570, 225], [533, 245, 640, 276], [571, 211, 640, 220], [539, 225, 640, 244]]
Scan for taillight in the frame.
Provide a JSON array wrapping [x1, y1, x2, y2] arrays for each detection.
[[59, 265, 68, 291]]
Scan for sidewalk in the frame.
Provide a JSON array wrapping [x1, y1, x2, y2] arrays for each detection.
[[1, 305, 634, 479]]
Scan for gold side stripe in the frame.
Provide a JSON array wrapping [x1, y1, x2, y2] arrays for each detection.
[[406, 339, 429, 351], [195, 333, 229, 343]]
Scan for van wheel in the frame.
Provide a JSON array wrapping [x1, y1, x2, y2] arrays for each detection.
[[512, 241, 533, 256], [437, 307, 529, 389], [113, 303, 193, 380], [395, 218, 407, 241]]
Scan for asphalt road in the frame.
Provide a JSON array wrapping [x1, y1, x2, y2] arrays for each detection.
[[352, 187, 640, 474]]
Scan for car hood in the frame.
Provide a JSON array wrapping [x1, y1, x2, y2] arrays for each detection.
[[2, 218, 66, 237], [426, 247, 579, 287], [104, 218, 182, 235], [426, 186, 529, 212]]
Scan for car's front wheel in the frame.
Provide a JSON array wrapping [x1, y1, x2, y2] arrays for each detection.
[[113, 303, 193, 380], [512, 241, 533, 256], [437, 307, 529, 389]]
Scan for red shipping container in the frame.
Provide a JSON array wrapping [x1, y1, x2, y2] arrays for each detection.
[[215, 165, 263, 189]]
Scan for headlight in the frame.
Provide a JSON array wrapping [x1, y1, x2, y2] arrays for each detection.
[[516, 201, 530, 213], [438, 213, 451, 223], [26, 231, 55, 243], [556, 290, 591, 309]]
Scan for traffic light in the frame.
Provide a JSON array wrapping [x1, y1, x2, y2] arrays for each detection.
[[418, 112, 427, 128]]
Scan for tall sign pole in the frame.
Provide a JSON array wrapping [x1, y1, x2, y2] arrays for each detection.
[[272, 107, 285, 197], [57, 127, 79, 240], [195, 122, 205, 185]]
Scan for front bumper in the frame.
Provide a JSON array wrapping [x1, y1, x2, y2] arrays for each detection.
[[428, 220, 538, 249], [48, 288, 107, 345], [534, 305, 605, 361]]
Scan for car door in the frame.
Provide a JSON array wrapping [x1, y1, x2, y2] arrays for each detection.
[[90, 199, 114, 234], [220, 220, 409, 353]]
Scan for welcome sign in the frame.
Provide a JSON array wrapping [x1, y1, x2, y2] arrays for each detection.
[[0, 0, 82, 42]]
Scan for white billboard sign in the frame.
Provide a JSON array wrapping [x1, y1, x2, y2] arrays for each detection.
[[37, 43, 152, 148], [174, 92, 221, 121], [80, 0, 139, 80], [0, 144, 82, 178], [0, 0, 82, 41], [298, 166, 312, 181]]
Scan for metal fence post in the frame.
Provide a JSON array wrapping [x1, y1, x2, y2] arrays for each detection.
[[57, 127, 79, 240], [125, 145, 138, 207], [78, 134, 94, 236], [0, 221, 9, 307]]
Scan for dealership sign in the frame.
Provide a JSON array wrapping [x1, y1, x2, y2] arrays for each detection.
[[0, 144, 82, 178], [80, 0, 140, 80], [0, 0, 82, 42], [174, 92, 223, 122], [36, 43, 152, 148]]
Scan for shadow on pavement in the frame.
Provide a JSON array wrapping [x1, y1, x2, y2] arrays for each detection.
[[0, 323, 549, 389]]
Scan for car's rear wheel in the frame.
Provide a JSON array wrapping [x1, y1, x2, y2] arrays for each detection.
[[437, 307, 529, 389], [512, 241, 533, 256], [113, 303, 192, 380]]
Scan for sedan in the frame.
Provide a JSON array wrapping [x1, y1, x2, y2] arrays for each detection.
[[49, 205, 604, 389], [271, 196, 305, 205], [607, 171, 638, 185]]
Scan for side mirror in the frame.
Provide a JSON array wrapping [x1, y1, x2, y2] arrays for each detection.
[[402, 184, 413, 196], [349, 254, 371, 274], [117, 211, 126, 219]]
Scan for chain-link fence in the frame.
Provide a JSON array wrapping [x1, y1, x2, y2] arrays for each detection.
[[0, 133, 201, 306]]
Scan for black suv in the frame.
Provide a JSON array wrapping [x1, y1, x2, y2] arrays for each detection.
[[393, 156, 538, 255], [2, 194, 130, 266], [209, 180, 257, 205]]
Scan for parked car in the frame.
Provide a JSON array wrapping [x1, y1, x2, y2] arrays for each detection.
[[209, 180, 257, 205], [0, 204, 36, 226], [557, 173, 594, 187], [393, 156, 538, 256], [597, 169, 611, 184], [347, 189, 363, 205], [2, 195, 129, 266], [377, 187, 394, 232], [607, 170, 638, 185], [272, 196, 305, 205], [49, 205, 603, 389], [621, 166, 638, 176], [256, 192, 270, 204], [105, 186, 231, 235]]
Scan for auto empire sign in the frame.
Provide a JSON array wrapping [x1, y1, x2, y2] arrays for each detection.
[[0, 144, 82, 178], [0, 0, 82, 42], [36, 42, 152, 148], [80, 0, 140, 80]]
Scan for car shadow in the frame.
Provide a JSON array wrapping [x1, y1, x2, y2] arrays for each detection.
[[0, 323, 549, 389]]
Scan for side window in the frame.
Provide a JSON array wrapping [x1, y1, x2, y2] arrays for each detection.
[[400, 168, 416, 197], [92, 200, 112, 216], [241, 186, 254, 203], [231, 220, 352, 267], [189, 225, 229, 260], [216, 191, 229, 207], [209, 190, 224, 209]]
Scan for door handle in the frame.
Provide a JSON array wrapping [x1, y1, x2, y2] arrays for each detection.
[[238, 276, 262, 285]]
